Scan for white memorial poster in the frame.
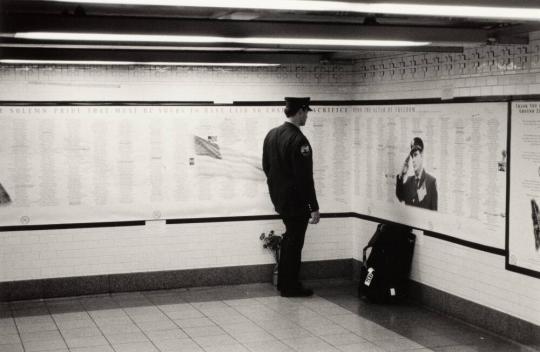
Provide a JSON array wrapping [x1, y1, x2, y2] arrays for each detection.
[[352, 102, 507, 249], [509, 102, 540, 276], [0, 105, 351, 226]]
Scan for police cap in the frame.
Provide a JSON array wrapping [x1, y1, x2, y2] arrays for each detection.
[[284, 97, 312, 116], [410, 137, 424, 155]]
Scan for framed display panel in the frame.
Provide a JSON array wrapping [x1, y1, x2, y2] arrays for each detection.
[[352, 102, 508, 250], [508, 101, 540, 278], [0, 105, 352, 227]]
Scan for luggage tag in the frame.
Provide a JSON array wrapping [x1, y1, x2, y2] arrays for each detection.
[[364, 268, 375, 286]]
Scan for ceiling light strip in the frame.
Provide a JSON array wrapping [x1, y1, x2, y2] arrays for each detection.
[[45, 0, 540, 21], [0, 59, 280, 66], [14, 32, 430, 47]]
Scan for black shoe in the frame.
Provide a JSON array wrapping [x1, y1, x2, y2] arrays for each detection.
[[280, 287, 313, 297]]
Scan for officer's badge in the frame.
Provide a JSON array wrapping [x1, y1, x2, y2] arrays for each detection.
[[300, 144, 311, 157]]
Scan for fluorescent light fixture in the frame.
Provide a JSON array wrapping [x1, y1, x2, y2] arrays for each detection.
[[45, 0, 540, 21], [0, 43, 294, 52], [0, 59, 280, 66], [14, 32, 430, 47]]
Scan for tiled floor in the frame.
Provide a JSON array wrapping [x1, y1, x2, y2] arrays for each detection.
[[0, 280, 537, 352]]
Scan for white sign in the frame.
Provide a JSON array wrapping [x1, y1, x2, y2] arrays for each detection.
[[509, 102, 540, 275]]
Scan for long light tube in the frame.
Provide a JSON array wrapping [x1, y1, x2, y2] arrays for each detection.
[[45, 0, 540, 21], [0, 59, 281, 66], [13, 32, 430, 47]]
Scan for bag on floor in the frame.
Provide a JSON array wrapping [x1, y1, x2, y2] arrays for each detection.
[[358, 223, 416, 303]]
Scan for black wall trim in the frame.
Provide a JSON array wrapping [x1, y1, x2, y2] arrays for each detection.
[[0, 101, 215, 105], [506, 264, 540, 279], [0, 220, 145, 232], [1, 212, 503, 256], [167, 215, 280, 224], [351, 213, 505, 256], [166, 212, 355, 224], [423, 231, 505, 256], [4, 94, 540, 106], [0, 259, 352, 301]]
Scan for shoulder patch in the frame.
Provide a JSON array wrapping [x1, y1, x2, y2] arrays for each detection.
[[300, 144, 311, 157]]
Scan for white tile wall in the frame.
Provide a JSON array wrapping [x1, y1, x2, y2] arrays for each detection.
[[0, 64, 355, 102], [0, 218, 353, 282]]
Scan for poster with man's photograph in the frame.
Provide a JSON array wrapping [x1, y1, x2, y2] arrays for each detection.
[[352, 102, 507, 249]]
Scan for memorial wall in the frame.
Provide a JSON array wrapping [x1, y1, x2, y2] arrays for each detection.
[[0, 105, 352, 226], [4, 101, 540, 277]]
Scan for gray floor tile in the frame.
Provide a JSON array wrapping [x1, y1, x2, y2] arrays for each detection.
[[337, 342, 387, 352], [112, 341, 158, 352], [152, 338, 204, 352], [136, 319, 178, 332], [22, 338, 68, 352], [183, 326, 226, 338], [243, 339, 295, 352], [192, 334, 238, 348], [104, 331, 149, 344], [64, 335, 110, 349], [0, 281, 532, 352], [320, 332, 367, 346], [174, 317, 216, 329], [98, 323, 141, 335], [145, 328, 188, 341], [70, 346, 115, 352], [0, 344, 24, 352]]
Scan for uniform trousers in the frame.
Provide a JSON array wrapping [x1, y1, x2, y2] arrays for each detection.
[[278, 216, 310, 291]]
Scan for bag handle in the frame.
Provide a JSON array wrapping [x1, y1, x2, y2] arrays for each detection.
[[362, 224, 384, 264]]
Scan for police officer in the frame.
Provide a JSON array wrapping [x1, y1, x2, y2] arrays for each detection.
[[396, 137, 438, 211], [262, 97, 320, 297]]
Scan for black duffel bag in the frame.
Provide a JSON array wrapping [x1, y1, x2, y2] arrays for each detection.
[[359, 223, 416, 303]]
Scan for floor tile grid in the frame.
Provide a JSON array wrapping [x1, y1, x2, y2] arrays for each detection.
[[11, 301, 70, 352], [144, 292, 333, 351], [246, 296, 393, 352], [201, 296, 335, 352], [152, 296, 258, 352], [1, 283, 537, 352], [3, 294, 422, 352], [105, 296, 166, 352], [1, 304, 24, 352], [216, 295, 382, 352]]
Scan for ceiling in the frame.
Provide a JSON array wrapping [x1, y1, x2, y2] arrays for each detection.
[[1, 0, 540, 65]]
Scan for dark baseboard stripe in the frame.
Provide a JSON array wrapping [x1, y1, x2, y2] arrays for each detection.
[[408, 275, 540, 345], [0, 259, 352, 302]]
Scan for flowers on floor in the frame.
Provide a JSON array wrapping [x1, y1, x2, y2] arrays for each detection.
[[260, 230, 282, 263]]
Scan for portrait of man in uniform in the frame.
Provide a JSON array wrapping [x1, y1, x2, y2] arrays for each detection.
[[396, 137, 438, 211]]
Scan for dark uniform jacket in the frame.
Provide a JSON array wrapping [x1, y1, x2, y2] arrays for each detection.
[[396, 169, 437, 211], [263, 122, 319, 217]]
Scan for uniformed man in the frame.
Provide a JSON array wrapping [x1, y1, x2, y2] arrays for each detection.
[[396, 137, 438, 211], [262, 97, 320, 297]]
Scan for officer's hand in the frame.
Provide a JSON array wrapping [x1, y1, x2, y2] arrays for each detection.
[[309, 210, 320, 224], [401, 155, 410, 176]]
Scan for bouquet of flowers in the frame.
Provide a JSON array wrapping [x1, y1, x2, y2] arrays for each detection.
[[260, 230, 282, 263]]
